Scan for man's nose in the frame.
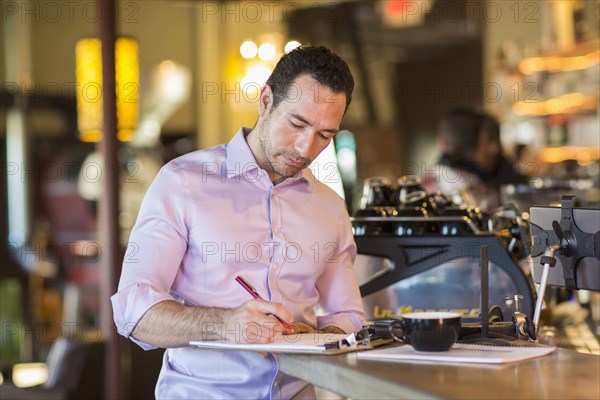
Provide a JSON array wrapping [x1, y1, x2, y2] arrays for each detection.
[[294, 131, 314, 158]]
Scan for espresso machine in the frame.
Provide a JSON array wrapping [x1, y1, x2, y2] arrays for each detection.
[[352, 176, 536, 338]]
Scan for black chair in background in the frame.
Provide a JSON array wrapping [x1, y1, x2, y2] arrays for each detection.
[[0, 338, 104, 400]]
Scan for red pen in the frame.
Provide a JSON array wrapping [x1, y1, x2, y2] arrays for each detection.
[[235, 275, 294, 332]]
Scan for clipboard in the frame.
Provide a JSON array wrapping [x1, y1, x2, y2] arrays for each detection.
[[190, 332, 393, 355]]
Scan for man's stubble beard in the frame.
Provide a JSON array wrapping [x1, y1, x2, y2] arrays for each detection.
[[257, 117, 307, 180], [257, 118, 285, 179]]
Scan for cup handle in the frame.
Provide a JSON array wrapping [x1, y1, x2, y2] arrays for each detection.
[[388, 319, 407, 343]]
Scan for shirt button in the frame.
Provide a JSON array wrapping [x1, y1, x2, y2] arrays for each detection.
[[273, 227, 279, 234]]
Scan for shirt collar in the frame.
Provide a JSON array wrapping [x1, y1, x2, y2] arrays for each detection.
[[225, 128, 260, 180], [225, 127, 315, 192]]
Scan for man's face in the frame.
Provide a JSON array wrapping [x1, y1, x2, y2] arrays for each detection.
[[251, 74, 346, 184], [475, 131, 501, 173]]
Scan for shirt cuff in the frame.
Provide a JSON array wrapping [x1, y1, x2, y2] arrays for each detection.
[[111, 282, 174, 350]]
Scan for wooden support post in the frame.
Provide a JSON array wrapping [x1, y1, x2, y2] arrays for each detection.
[[98, 0, 122, 398]]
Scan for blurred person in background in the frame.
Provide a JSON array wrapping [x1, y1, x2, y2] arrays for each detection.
[[423, 107, 529, 211]]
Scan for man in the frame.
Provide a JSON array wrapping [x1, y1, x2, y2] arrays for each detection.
[[111, 45, 366, 399], [423, 107, 529, 210]]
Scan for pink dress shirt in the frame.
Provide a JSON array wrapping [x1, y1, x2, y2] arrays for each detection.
[[111, 128, 366, 399]]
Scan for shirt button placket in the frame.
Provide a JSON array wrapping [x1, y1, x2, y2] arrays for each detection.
[[268, 188, 282, 303], [270, 189, 281, 239]]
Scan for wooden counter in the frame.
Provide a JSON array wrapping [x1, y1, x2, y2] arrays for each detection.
[[279, 348, 600, 399]]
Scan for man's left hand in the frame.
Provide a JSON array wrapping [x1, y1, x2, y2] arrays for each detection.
[[284, 322, 345, 335]]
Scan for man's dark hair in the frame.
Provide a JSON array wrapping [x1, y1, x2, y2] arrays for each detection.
[[439, 107, 500, 160], [265, 45, 354, 112]]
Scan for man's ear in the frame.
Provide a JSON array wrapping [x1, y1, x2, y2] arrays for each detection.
[[259, 85, 273, 117]]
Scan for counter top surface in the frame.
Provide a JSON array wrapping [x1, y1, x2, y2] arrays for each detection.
[[279, 347, 600, 399]]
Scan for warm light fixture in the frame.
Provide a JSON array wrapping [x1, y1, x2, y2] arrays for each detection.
[[240, 40, 258, 59], [519, 50, 600, 74], [257, 43, 276, 61], [284, 40, 301, 53], [75, 38, 103, 142], [115, 37, 139, 142], [539, 146, 600, 165], [512, 92, 597, 116], [241, 62, 272, 96], [75, 37, 139, 142], [12, 363, 49, 388], [238, 38, 302, 101], [130, 60, 191, 148]]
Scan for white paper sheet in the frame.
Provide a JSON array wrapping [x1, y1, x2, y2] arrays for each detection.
[[356, 343, 556, 364]]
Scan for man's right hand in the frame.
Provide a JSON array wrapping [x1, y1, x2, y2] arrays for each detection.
[[223, 299, 294, 344], [131, 299, 294, 348]]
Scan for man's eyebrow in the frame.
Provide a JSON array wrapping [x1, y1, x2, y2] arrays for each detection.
[[290, 113, 339, 134]]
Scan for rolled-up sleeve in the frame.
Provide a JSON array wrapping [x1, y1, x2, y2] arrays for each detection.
[[316, 210, 366, 334], [111, 163, 189, 350]]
